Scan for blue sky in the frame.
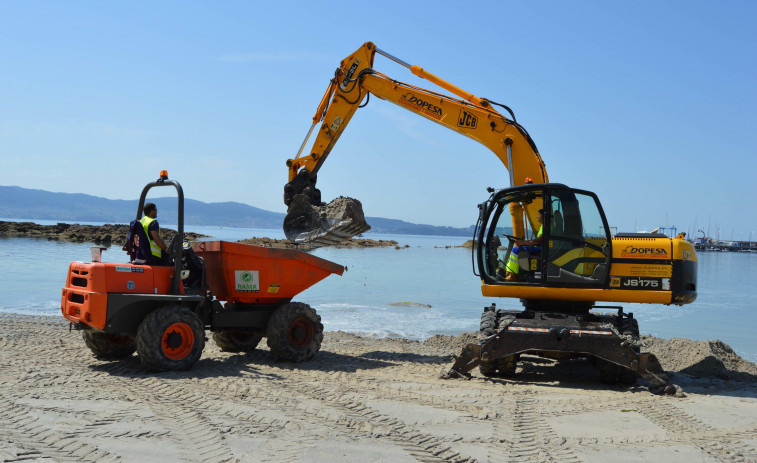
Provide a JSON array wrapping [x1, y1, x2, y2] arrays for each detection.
[[1, 1, 755, 239]]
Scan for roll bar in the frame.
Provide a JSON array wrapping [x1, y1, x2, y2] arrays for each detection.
[[136, 171, 185, 295]]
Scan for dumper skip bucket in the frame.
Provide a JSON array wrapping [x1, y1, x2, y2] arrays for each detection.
[[192, 241, 344, 304]]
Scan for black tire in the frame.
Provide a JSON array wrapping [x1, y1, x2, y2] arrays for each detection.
[[213, 331, 262, 353], [135, 305, 205, 372], [478, 309, 517, 377], [621, 317, 641, 354], [480, 310, 498, 337], [82, 331, 136, 360], [479, 360, 499, 377], [479, 310, 498, 376], [616, 316, 641, 384], [479, 356, 518, 377], [266, 302, 323, 362], [595, 359, 638, 386], [593, 316, 640, 386]]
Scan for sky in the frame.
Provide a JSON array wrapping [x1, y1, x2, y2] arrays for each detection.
[[1, 1, 755, 240]]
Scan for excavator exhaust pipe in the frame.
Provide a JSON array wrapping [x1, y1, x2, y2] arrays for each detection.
[[284, 170, 370, 247]]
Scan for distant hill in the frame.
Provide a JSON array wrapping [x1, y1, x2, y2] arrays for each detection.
[[0, 185, 474, 237]]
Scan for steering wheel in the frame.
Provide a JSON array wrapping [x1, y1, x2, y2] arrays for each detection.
[[502, 233, 518, 244], [166, 234, 183, 262]]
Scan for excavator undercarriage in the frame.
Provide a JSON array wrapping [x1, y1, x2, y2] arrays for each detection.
[[442, 303, 678, 394]]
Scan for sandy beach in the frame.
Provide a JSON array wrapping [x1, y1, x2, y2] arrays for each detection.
[[1, 313, 756, 463]]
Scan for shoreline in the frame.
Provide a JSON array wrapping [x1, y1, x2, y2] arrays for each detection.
[[1, 313, 755, 462], [0, 220, 402, 249]]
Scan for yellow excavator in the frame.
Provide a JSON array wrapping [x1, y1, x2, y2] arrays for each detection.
[[283, 42, 697, 393]]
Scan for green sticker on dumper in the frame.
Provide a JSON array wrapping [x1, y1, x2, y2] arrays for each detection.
[[234, 270, 259, 292]]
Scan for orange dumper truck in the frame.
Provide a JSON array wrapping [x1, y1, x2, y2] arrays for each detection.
[[61, 172, 344, 371]]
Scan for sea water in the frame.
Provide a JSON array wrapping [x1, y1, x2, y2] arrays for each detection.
[[1, 221, 755, 363]]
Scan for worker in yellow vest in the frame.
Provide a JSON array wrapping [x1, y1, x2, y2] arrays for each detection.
[[140, 202, 168, 265], [505, 209, 544, 282]]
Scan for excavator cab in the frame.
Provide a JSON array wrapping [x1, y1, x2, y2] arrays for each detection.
[[450, 181, 685, 392], [477, 183, 612, 290]]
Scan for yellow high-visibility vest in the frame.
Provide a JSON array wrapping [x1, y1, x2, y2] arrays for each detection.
[[140, 216, 162, 258]]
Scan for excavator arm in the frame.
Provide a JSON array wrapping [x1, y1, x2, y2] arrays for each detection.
[[284, 42, 548, 245]]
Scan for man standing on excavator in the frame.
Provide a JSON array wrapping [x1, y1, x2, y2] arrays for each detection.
[[141, 202, 168, 265]]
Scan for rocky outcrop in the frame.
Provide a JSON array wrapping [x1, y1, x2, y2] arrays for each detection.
[[0, 221, 205, 245], [1, 221, 400, 249]]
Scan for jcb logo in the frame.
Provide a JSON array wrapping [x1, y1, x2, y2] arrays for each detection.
[[457, 110, 477, 128]]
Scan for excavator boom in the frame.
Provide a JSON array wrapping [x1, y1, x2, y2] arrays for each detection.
[[284, 42, 547, 246]]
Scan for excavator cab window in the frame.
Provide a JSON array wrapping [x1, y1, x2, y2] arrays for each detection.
[[479, 197, 514, 279], [477, 184, 611, 287], [479, 188, 547, 282], [545, 190, 611, 285]]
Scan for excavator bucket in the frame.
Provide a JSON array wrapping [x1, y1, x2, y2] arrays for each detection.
[[283, 195, 371, 247]]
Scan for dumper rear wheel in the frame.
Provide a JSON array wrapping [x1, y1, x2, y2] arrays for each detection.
[[82, 331, 136, 360], [266, 302, 323, 362], [213, 331, 262, 353], [136, 305, 205, 371]]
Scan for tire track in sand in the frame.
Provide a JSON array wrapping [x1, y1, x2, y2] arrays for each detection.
[[640, 399, 757, 462]]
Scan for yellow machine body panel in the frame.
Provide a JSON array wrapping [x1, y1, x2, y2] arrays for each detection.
[[480, 284, 672, 304], [481, 234, 696, 305]]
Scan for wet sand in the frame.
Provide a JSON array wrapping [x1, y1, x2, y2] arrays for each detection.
[[1, 313, 756, 462]]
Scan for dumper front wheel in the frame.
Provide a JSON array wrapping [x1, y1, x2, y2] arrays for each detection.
[[136, 305, 205, 371], [82, 331, 136, 360], [266, 302, 323, 362], [213, 331, 262, 353]]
